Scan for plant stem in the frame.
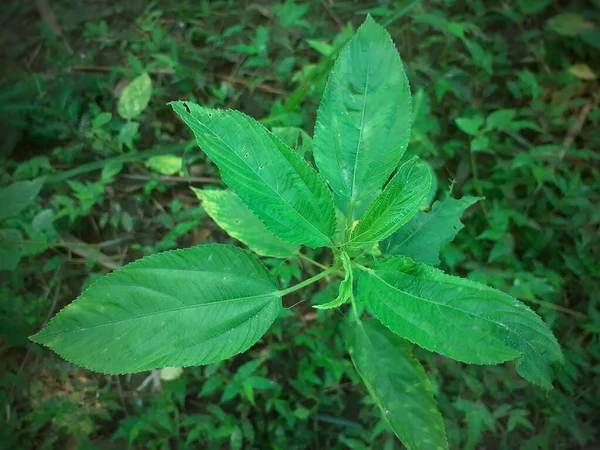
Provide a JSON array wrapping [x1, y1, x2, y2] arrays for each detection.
[[469, 150, 488, 216], [277, 266, 337, 297], [7, 238, 126, 249], [350, 292, 361, 323], [296, 253, 328, 270], [46, 142, 190, 184]]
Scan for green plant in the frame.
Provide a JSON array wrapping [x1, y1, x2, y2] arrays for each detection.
[[30, 16, 564, 449]]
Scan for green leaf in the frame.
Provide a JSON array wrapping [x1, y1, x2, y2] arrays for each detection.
[[348, 158, 431, 250], [347, 319, 448, 450], [192, 188, 298, 258], [0, 177, 45, 222], [486, 109, 516, 130], [315, 252, 352, 309], [455, 116, 483, 136], [0, 228, 23, 271], [31, 244, 282, 374], [358, 257, 563, 388], [313, 16, 412, 218], [271, 126, 313, 156], [171, 102, 336, 248], [546, 13, 595, 37], [380, 196, 479, 265], [118, 73, 153, 120], [92, 112, 112, 129]]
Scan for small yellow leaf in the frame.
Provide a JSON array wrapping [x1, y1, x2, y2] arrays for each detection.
[[569, 63, 597, 80], [159, 367, 184, 381], [547, 13, 595, 36], [145, 155, 183, 175]]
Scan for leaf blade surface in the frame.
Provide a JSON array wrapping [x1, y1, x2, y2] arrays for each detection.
[[313, 16, 412, 217], [31, 244, 281, 374], [192, 188, 298, 257], [380, 196, 479, 265], [172, 102, 336, 248], [0, 177, 45, 222], [347, 319, 448, 450], [349, 157, 431, 249], [359, 257, 563, 388]]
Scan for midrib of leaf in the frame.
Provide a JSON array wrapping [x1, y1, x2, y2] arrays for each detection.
[[188, 112, 330, 242], [384, 206, 436, 252], [39, 291, 278, 337], [370, 269, 544, 361], [349, 54, 371, 204]]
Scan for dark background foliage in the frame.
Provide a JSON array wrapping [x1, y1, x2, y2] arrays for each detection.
[[1, 0, 598, 449]]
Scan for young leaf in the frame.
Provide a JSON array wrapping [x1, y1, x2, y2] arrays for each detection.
[[380, 196, 479, 265], [0, 177, 45, 222], [171, 102, 336, 248], [271, 126, 313, 156], [347, 319, 448, 450], [31, 244, 282, 374], [348, 158, 431, 250], [314, 252, 352, 309], [358, 257, 563, 388], [118, 73, 153, 120], [313, 16, 412, 218], [192, 187, 298, 258]]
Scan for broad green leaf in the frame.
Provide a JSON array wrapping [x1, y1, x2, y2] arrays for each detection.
[[347, 319, 447, 450], [0, 228, 22, 271], [359, 257, 563, 388], [315, 252, 352, 309], [313, 16, 412, 218], [171, 102, 336, 248], [31, 244, 282, 374], [380, 196, 479, 265], [348, 158, 431, 250], [0, 177, 45, 222], [192, 188, 298, 258], [118, 73, 153, 120]]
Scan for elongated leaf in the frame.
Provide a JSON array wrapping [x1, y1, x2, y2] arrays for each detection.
[[359, 257, 563, 388], [315, 252, 352, 309], [381, 196, 479, 265], [171, 102, 336, 248], [313, 16, 412, 218], [192, 188, 298, 257], [347, 319, 447, 450], [0, 228, 22, 270], [118, 73, 153, 119], [348, 158, 431, 249], [31, 245, 282, 374], [0, 177, 45, 222]]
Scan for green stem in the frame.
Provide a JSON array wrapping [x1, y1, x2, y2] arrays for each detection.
[[350, 292, 361, 323], [46, 142, 191, 184], [296, 253, 328, 270], [277, 266, 337, 297], [6, 239, 126, 249], [469, 150, 488, 217]]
